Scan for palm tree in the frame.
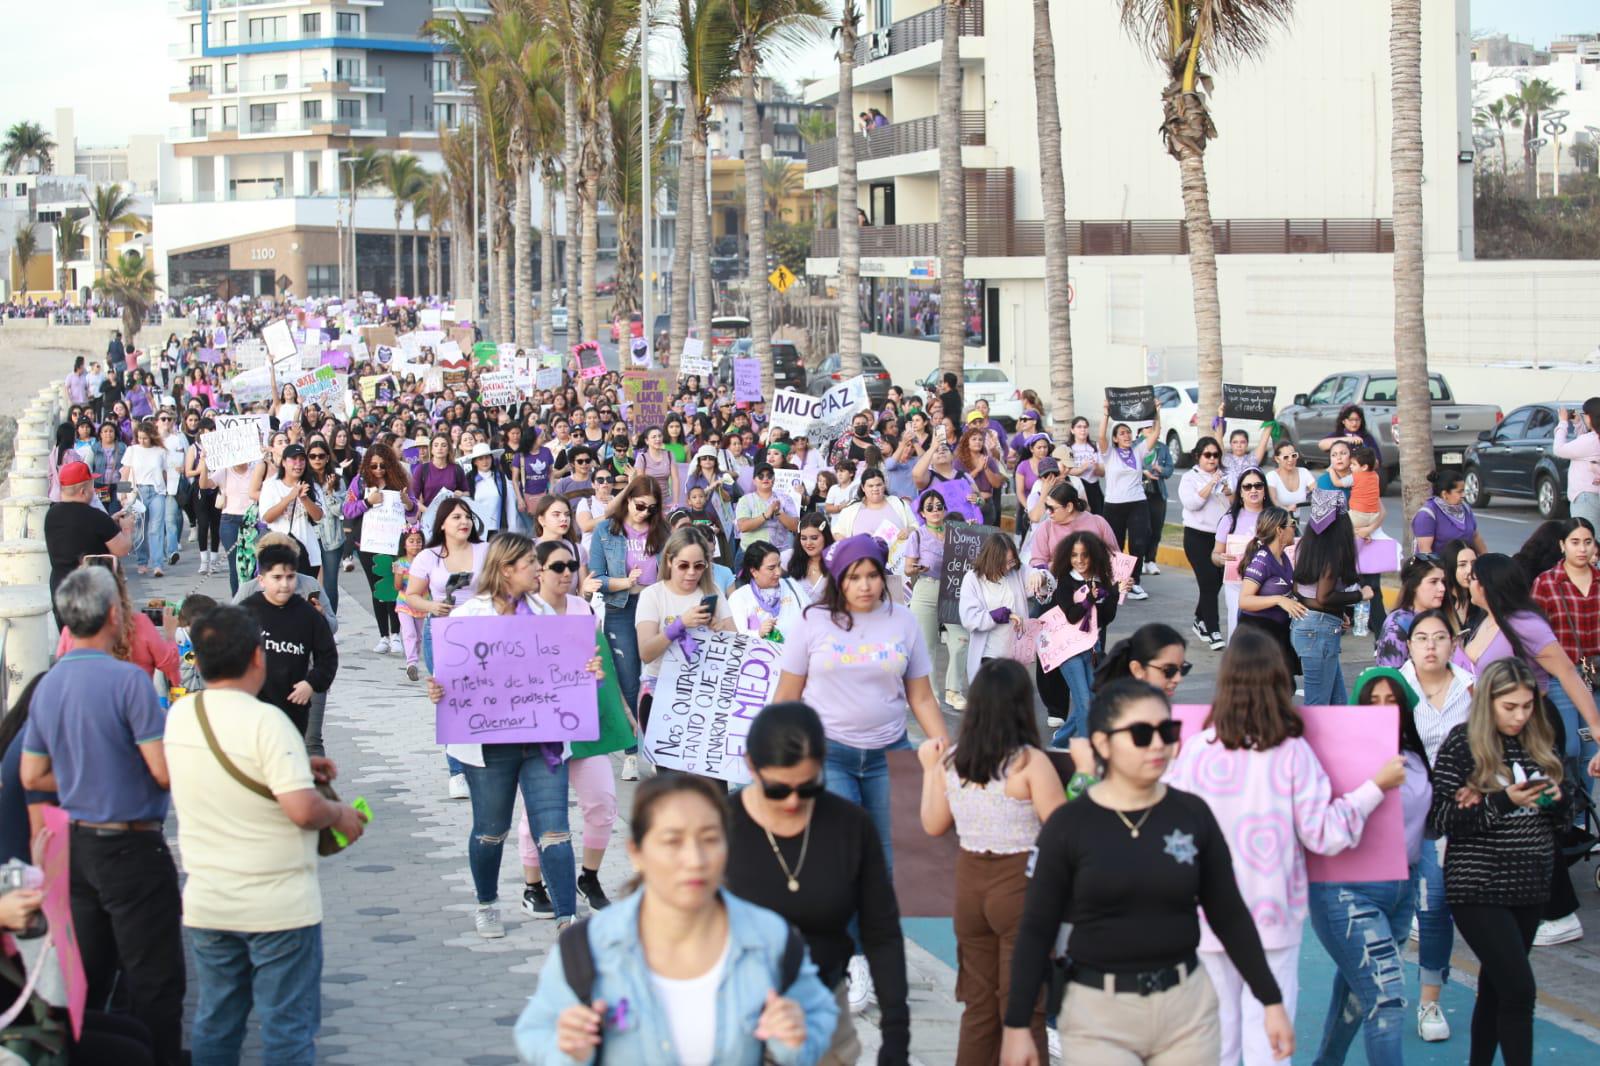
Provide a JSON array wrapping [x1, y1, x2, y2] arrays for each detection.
[[93, 252, 161, 346], [87, 183, 138, 280], [440, 126, 477, 304], [12, 222, 39, 299], [606, 66, 669, 320], [758, 157, 801, 224], [728, 0, 829, 395], [1, 121, 56, 174], [673, 0, 739, 357], [53, 213, 85, 296], [1116, 0, 1297, 417], [342, 146, 383, 293], [1511, 78, 1564, 198], [834, 0, 862, 379], [1034, 0, 1074, 426], [409, 174, 437, 299], [936, 0, 966, 378], [377, 153, 426, 298], [1473, 97, 1515, 174], [1391, 0, 1431, 544]]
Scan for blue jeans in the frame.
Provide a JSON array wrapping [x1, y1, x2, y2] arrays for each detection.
[[824, 732, 912, 876], [1572, 491, 1600, 535], [167, 482, 185, 558], [319, 543, 343, 614], [189, 923, 322, 1066], [136, 487, 171, 569], [1544, 682, 1597, 803], [1306, 873, 1418, 1066], [1048, 651, 1097, 746], [602, 594, 641, 753], [220, 513, 245, 596], [1292, 611, 1347, 705], [1415, 836, 1453, 988], [462, 744, 576, 918]]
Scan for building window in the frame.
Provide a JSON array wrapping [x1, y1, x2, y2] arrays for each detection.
[[301, 12, 320, 34], [223, 63, 237, 91], [247, 16, 286, 42], [222, 105, 238, 128], [335, 58, 361, 81], [190, 108, 210, 137], [302, 100, 323, 120], [336, 12, 359, 33], [189, 65, 211, 90], [859, 277, 985, 347], [337, 99, 361, 122], [221, 19, 235, 44], [249, 102, 279, 133], [430, 59, 454, 91], [307, 265, 336, 296]]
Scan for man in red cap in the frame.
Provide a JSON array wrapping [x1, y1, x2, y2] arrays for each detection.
[[44, 460, 133, 602]]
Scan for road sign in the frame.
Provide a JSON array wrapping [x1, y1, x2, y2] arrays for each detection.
[[768, 264, 797, 292]]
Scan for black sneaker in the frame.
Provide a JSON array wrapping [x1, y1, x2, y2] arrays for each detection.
[[1191, 619, 1210, 642], [578, 870, 612, 911], [521, 881, 554, 919], [169, 552, 181, 566]]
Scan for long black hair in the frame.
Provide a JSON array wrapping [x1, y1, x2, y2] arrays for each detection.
[[748, 701, 827, 769], [948, 659, 1042, 786], [1292, 512, 1359, 590], [426, 495, 484, 549], [737, 541, 784, 589], [786, 512, 833, 581], [1471, 552, 1549, 665], [1221, 468, 1269, 536], [1051, 529, 1113, 587], [1440, 537, 1477, 623], [1395, 553, 1447, 617], [0, 674, 46, 762], [802, 555, 888, 631], [1095, 623, 1187, 691], [1512, 520, 1566, 583]]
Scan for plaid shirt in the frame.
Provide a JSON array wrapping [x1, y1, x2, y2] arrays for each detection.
[[1531, 565, 1600, 661]]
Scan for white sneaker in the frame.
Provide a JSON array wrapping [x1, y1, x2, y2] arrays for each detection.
[[448, 773, 470, 800], [1143, 562, 1161, 576], [474, 904, 505, 939], [1047, 716, 1065, 730], [1127, 584, 1149, 601], [846, 954, 875, 1012], [1209, 631, 1227, 651], [1534, 913, 1583, 946], [1416, 1001, 1450, 1042], [621, 754, 638, 781], [1047, 1026, 1062, 1061], [1191, 619, 1210, 642], [1409, 916, 1420, 942], [373, 636, 390, 654], [945, 690, 967, 711]]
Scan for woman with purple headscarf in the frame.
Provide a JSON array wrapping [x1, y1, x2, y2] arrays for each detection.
[[1289, 490, 1375, 704]]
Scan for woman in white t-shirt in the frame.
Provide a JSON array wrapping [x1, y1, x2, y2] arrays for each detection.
[[1266, 439, 1312, 512], [258, 443, 324, 574], [274, 382, 301, 431], [1096, 401, 1161, 601], [573, 466, 617, 557], [121, 419, 172, 576], [636, 528, 736, 750], [727, 542, 810, 642]]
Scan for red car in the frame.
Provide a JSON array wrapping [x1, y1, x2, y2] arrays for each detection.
[[608, 312, 643, 342]]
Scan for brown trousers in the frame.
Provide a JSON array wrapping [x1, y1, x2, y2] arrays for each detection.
[[954, 850, 1048, 1066]]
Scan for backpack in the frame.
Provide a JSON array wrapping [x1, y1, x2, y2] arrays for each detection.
[[556, 917, 807, 1052]]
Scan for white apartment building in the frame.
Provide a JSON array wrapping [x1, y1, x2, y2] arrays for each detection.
[[803, 0, 1600, 416], [152, 0, 489, 300], [1473, 33, 1600, 192]]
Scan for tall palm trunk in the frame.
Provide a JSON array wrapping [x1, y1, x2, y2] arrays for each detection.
[[836, 3, 862, 379], [485, 168, 500, 334], [740, 57, 773, 394], [1391, 0, 1431, 540], [668, 131, 694, 358], [936, 1, 966, 378], [541, 162, 558, 347], [411, 217, 422, 298], [514, 151, 535, 346], [580, 157, 601, 344], [498, 208, 514, 343], [1033, 0, 1073, 425], [392, 207, 404, 299], [563, 68, 581, 341], [1176, 144, 1223, 417], [691, 128, 713, 344]]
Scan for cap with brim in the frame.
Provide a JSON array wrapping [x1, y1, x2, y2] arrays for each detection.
[[1036, 457, 1061, 475], [58, 461, 92, 487], [965, 411, 986, 423], [824, 533, 889, 582], [693, 444, 719, 462], [1020, 410, 1042, 422], [281, 444, 307, 460]]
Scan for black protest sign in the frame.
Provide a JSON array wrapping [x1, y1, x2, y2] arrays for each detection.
[[1105, 386, 1157, 423], [1223, 383, 1278, 422], [937, 523, 999, 625]]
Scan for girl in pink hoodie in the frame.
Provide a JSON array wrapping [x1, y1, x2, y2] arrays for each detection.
[[1165, 626, 1405, 1065]]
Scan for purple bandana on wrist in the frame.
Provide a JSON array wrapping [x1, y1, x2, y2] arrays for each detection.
[[663, 616, 699, 659]]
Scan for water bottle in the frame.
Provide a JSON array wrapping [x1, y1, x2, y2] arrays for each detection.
[[1352, 601, 1370, 637]]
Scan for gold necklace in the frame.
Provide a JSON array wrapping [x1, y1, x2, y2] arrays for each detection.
[[1114, 807, 1154, 839], [762, 816, 812, 892]]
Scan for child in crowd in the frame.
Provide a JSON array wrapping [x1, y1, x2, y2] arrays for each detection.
[[825, 459, 858, 514], [174, 593, 219, 693], [392, 525, 427, 681], [1347, 447, 1385, 540]]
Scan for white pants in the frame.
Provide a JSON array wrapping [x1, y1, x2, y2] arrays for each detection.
[[1223, 583, 1241, 639], [1199, 943, 1299, 1066]]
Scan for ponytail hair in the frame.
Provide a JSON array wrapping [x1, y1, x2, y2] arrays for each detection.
[[1241, 507, 1293, 575], [1094, 623, 1186, 691]]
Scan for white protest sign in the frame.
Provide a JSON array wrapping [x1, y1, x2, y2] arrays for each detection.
[[416, 329, 446, 351], [232, 337, 267, 368], [398, 332, 422, 359], [199, 420, 262, 470], [769, 388, 821, 436], [535, 366, 563, 391], [643, 632, 782, 783], [291, 367, 346, 407], [436, 340, 464, 365], [771, 469, 806, 516], [262, 319, 295, 360], [421, 368, 445, 394], [419, 308, 443, 329], [678, 337, 712, 380], [479, 371, 520, 408], [358, 490, 406, 555], [806, 375, 870, 450], [216, 413, 272, 445]]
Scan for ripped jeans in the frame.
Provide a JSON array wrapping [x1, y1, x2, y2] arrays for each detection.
[[462, 745, 576, 919], [1305, 868, 1419, 1066]]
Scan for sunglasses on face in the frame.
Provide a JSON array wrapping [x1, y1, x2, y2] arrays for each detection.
[[923, 501, 947, 512], [757, 773, 827, 801], [308, 452, 329, 460], [574, 457, 592, 464], [593, 476, 612, 486], [1146, 661, 1194, 680], [674, 560, 707, 573], [1200, 451, 1221, 459], [632, 502, 658, 514], [1241, 483, 1267, 493], [544, 560, 578, 574], [1104, 720, 1183, 747]]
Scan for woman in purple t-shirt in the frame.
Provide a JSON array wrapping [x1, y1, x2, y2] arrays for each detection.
[[1411, 468, 1488, 555], [773, 535, 948, 876], [1235, 507, 1305, 678]]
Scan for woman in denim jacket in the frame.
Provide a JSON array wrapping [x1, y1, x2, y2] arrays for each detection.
[[515, 775, 838, 1065]]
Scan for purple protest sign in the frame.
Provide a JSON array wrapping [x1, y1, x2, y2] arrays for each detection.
[[733, 358, 763, 403], [321, 349, 351, 370], [432, 614, 599, 744], [931, 478, 983, 524], [197, 347, 224, 365]]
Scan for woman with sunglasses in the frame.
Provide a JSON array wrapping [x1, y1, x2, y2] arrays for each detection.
[[725, 702, 911, 1060], [1266, 440, 1309, 512], [905, 488, 971, 711], [591, 477, 669, 780], [1235, 506, 1306, 677], [1374, 554, 1449, 668], [1178, 437, 1232, 651], [920, 660, 1063, 1063], [304, 440, 348, 610], [573, 464, 617, 556], [636, 528, 736, 745], [1166, 628, 1402, 1066], [1001, 679, 1289, 1066], [344, 442, 418, 655], [1094, 623, 1192, 701], [1213, 468, 1271, 637]]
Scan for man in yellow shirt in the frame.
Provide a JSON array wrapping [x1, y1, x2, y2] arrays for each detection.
[[165, 605, 364, 1065]]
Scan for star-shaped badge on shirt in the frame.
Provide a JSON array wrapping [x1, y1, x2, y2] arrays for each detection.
[[1163, 829, 1197, 866]]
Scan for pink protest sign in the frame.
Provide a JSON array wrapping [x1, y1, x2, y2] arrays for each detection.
[[576, 346, 606, 380], [1357, 535, 1401, 574], [321, 349, 351, 370], [1112, 551, 1138, 604], [1170, 704, 1405, 883], [1037, 606, 1097, 673], [33, 806, 87, 1037], [432, 614, 599, 744], [1010, 617, 1042, 666]]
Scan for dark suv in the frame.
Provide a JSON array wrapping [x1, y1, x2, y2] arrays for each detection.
[[713, 339, 807, 394], [1462, 402, 1570, 519]]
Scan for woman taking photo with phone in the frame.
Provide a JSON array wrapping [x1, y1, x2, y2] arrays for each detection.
[[726, 702, 910, 1064], [635, 527, 736, 744], [1428, 658, 1569, 1066]]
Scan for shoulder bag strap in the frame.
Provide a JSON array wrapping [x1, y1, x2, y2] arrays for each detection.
[[194, 692, 275, 802]]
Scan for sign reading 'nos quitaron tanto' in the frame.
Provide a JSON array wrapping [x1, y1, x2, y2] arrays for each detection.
[[431, 615, 599, 744], [643, 632, 782, 783]]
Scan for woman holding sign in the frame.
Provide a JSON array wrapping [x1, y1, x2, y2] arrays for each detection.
[[635, 528, 736, 745], [593, 477, 669, 780], [1096, 402, 1159, 603], [346, 442, 419, 653], [1040, 532, 1131, 745]]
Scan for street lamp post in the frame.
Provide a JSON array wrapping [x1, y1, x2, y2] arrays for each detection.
[[340, 155, 360, 295]]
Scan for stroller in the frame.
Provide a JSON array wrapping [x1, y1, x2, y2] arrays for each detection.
[[1559, 777, 1600, 894]]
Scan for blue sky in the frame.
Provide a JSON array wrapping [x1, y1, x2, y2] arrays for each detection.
[[6, 1, 1598, 145]]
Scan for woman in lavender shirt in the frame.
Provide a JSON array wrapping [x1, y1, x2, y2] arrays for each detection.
[[1411, 468, 1488, 556]]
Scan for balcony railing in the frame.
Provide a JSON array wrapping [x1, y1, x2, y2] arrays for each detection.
[[810, 218, 1397, 259], [855, 0, 983, 66], [807, 112, 984, 172]]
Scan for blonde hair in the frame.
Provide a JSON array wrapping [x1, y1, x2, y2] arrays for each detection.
[[475, 533, 536, 605], [661, 528, 716, 595], [1466, 659, 1563, 792]]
